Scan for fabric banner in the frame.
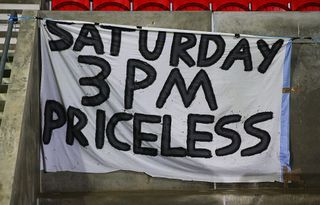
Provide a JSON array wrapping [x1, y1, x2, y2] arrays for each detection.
[[40, 19, 291, 182]]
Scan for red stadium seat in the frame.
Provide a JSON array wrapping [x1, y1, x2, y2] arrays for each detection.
[[93, 0, 130, 11], [133, 0, 170, 11], [252, 0, 290, 11], [173, 0, 210, 11], [52, 0, 90, 10], [211, 0, 250, 11], [291, 0, 320, 11]]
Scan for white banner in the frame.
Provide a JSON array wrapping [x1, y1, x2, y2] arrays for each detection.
[[40, 19, 291, 182]]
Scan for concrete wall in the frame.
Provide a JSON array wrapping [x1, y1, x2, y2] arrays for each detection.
[[0, 10, 39, 205], [212, 12, 320, 37], [39, 11, 212, 31], [37, 11, 320, 197], [39, 192, 320, 205]]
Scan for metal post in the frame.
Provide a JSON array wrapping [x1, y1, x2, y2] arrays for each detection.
[[90, 0, 93, 12], [49, 0, 52, 10], [130, 0, 133, 11], [0, 11, 17, 84]]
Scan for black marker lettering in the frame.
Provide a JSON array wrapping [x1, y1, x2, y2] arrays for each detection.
[[221, 38, 252, 71], [170, 33, 196, 67], [95, 109, 105, 149], [66, 106, 89, 147], [257, 39, 284, 73], [156, 68, 218, 111], [73, 24, 104, 54], [43, 100, 66, 144], [241, 112, 273, 156], [106, 112, 133, 151], [139, 30, 166, 61], [215, 114, 242, 156], [46, 20, 73, 51], [187, 114, 214, 158], [100, 25, 135, 56], [133, 113, 161, 156], [125, 59, 157, 109], [197, 34, 225, 67], [161, 115, 187, 157], [78, 55, 111, 106]]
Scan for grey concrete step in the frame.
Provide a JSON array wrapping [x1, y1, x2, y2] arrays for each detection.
[[40, 171, 313, 194], [0, 99, 5, 123], [0, 3, 40, 10], [38, 191, 320, 205], [0, 73, 12, 126], [0, 13, 22, 25], [2, 68, 11, 76], [0, 43, 16, 50], [0, 49, 15, 54], [0, 100, 4, 111], [0, 5, 27, 118], [0, 24, 20, 32], [0, 31, 18, 38], [0, 37, 17, 44], [0, 62, 13, 83], [0, 10, 21, 53], [0, 7, 18, 127], [0, 13, 22, 19], [0, 55, 14, 62]]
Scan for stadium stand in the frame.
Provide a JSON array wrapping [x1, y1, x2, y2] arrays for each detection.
[[93, 0, 130, 11], [172, 0, 211, 11], [52, 0, 90, 10], [291, 0, 320, 11], [251, 0, 290, 11], [211, 0, 250, 11], [133, 0, 170, 11]]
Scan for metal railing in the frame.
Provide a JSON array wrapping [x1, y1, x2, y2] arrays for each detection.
[[0, 11, 17, 84]]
